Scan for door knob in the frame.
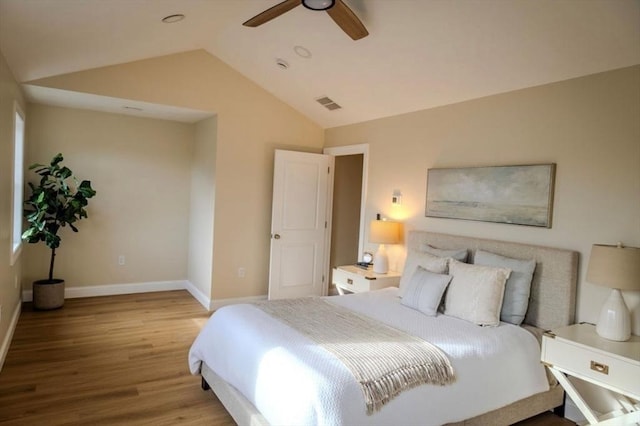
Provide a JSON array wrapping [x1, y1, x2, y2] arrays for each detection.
[[273, 234, 281, 239]]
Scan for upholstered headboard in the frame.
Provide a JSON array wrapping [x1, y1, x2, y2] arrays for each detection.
[[407, 231, 579, 330]]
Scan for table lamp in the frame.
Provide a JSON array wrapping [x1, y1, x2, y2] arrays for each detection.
[[586, 243, 640, 341], [369, 219, 401, 274]]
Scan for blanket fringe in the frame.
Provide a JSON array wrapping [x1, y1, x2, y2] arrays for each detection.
[[362, 362, 456, 414]]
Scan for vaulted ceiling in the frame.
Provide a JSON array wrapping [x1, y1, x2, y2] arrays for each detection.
[[1, 0, 638, 128]]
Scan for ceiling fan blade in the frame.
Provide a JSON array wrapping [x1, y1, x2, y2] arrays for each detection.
[[243, 0, 301, 27], [326, 0, 368, 40]]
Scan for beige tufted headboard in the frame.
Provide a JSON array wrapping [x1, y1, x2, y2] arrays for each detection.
[[407, 231, 579, 331]]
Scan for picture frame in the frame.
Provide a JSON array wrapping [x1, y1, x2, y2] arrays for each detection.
[[425, 164, 556, 228]]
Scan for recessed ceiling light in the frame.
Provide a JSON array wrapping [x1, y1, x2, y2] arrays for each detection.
[[162, 14, 185, 24], [294, 45, 312, 59]]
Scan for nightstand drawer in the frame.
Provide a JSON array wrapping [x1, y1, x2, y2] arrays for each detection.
[[332, 265, 401, 295], [543, 335, 640, 398], [332, 267, 371, 292]]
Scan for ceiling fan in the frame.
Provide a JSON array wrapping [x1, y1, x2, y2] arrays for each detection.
[[243, 0, 369, 41]]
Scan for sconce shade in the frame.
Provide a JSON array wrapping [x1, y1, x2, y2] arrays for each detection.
[[586, 244, 640, 290], [369, 220, 402, 244]]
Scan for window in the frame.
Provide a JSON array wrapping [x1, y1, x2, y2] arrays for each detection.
[[10, 102, 25, 265]]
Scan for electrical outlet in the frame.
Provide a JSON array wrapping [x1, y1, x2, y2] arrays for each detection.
[[238, 267, 246, 278], [118, 255, 125, 266]]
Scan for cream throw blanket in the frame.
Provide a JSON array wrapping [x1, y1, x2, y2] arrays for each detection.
[[255, 297, 455, 414]]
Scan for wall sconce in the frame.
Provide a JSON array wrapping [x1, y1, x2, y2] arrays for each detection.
[[392, 190, 402, 205]]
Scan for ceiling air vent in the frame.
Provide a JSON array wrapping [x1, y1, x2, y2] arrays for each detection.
[[316, 96, 342, 111]]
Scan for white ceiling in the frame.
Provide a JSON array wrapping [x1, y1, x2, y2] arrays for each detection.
[[1, 0, 639, 128]]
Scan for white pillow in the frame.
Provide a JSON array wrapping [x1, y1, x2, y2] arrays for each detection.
[[401, 266, 452, 316], [399, 250, 449, 297], [444, 259, 511, 327]]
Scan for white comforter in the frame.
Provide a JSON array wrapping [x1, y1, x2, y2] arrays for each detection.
[[188, 288, 549, 426]]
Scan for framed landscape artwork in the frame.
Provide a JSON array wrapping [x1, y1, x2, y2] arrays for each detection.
[[425, 164, 556, 228]]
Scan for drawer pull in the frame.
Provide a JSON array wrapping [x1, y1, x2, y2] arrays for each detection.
[[347, 278, 353, 285], [590, 361, 609, 375]]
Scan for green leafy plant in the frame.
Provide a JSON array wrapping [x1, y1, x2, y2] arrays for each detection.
[[22, 153, 97, 282]]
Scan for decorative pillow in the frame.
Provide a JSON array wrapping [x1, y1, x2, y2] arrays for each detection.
[[401, 267, 453, 316], [474, 250, 536, 325], [444, 259, 511, 327], [420, 243, 469, 262], [399, 250, 449, 297]]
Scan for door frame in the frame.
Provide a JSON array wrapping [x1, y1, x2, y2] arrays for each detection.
[[323, 144, 369, 263]]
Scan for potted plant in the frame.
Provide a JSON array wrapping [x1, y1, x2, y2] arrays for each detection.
[[22, 153, 96, 310]]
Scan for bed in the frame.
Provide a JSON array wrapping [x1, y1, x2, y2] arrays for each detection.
[[189, 231, 579, 425]]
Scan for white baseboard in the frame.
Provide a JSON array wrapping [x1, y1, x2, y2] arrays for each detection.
[[209, 295, 267, 311], [22, 280, 187, 302], [0, 300, 22, 372], [20, 280, 266, 313], [184, 281, 211, 310]]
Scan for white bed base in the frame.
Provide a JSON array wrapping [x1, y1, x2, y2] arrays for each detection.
[[198, 231, 579, 425], [201, 361, 564, 426], [201, 362, 269, 426]]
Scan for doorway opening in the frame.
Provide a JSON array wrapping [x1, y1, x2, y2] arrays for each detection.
[[324, 144, 368, 294]]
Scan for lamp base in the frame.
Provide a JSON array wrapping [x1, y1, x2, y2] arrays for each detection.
[[596, 288, 631, 342], [372, 244, 389, 274]]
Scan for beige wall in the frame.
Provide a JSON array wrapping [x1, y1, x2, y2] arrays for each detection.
[[325, 65, 640, 334], [28, 49, 324, 301], [188, 116, 217, 299], [0, 49, 26, 362], [21, 51, 638, 331], [22, 104, 193, 289]]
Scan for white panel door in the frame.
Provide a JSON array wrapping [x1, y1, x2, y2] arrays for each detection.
[[268, 150, 334, 300]]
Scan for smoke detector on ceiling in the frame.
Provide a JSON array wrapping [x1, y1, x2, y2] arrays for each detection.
[[276, 58, 289, 70]]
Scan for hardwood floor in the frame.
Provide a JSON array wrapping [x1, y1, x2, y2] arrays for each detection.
[[0, 291, 234, 425], [0, 291, 574, 425]]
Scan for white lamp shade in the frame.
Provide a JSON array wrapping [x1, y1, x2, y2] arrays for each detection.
[[369, 220, 401, 274], [369, 220, 401, 244], [586, 243, 640, 341], [586, 244, 640, 291]]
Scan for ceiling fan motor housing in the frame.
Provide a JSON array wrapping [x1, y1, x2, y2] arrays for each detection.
[[243, 0, 368, 41], [302, 0, 336, 11]]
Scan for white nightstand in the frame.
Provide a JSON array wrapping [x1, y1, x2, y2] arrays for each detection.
[[332, 265, 401, 295], [541, 323, 640, 425]]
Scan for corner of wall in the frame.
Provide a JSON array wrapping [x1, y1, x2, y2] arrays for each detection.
[[184, 280, 212, 311]]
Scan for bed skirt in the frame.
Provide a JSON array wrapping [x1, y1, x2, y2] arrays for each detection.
[[200, 362, 564, 426]]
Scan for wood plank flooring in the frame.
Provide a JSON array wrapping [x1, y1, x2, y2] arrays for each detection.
[[0, 291, 574, 425], [0, 291, 234, 425]]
